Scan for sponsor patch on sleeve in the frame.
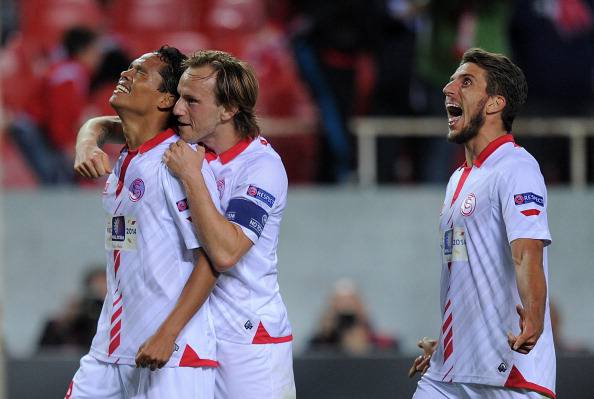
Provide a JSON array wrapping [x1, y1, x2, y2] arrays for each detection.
[[225, 197, 269, 238], [176, 198, 189, 212], [513, 192, 544, 207], [246, 185, 275, 207]]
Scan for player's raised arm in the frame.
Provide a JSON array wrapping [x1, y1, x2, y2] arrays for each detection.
[[507, 238, 546, 354], [74, 116, 124, 178], [135, 248, 218, 370], [163, 141, 253, 272]]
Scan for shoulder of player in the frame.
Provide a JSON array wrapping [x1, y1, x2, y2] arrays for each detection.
[[497, 146, 541, 172], [241, 149, 286, 176], [491, 150, 544, 188]]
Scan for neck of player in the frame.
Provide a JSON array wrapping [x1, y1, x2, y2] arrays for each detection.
[[464, 115, 508, 167], [201, 123, 248, 155], [118, 111, 170, 151]]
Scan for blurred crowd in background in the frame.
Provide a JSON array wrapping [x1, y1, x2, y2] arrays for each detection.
[[0, 0, 593, 187]]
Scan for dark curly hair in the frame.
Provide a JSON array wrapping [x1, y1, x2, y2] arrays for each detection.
[[155, 45, 187, 98]]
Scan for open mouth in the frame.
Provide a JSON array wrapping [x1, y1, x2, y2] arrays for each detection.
[[114, 82, 130, 94], [446, 104, 463, 127]]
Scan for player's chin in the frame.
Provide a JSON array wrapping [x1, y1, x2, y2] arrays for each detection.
[[176, 125, 193, 140]]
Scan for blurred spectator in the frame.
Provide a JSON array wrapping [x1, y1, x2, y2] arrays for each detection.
[[8, 26, 102, 185], [89, 45, 132, 116], [307, 278, 399, 356], [1, 0, 18, 45], [38, 266, 106, 352], [373, 0, 426, 184], [550, 299, 591, 355], [291, 0, 384, 183], [411, 0, 511, 183], [510, 0, 593, 184]]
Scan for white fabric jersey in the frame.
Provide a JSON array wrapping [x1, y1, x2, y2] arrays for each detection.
[[205, 136, 292, 344], [90, 129, 219, 368], [425, 134, 556, 398]]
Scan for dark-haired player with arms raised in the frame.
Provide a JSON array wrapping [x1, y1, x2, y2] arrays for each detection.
[[410, 48, 556, 399]]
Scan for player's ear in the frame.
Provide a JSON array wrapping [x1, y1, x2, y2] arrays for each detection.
[[220, 105, 238, 123], [158, 93, 177, 110], [486, 95, 506, 114]]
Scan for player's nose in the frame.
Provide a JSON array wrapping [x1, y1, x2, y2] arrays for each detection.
[[173, 98, 185, 116]]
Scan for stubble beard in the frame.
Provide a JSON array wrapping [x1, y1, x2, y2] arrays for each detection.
[[447, 97, 488, 144]]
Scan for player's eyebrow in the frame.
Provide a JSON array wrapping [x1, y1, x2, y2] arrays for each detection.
[[449, 73, 476, 82]]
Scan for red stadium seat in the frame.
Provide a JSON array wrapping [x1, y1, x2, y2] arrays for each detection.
[[118, 31, 211, 56], [0, 133, 38, 188], [20, 0, 104, 54], [0, 35, 43, 113], [204, 0, 266, 40], [108, 0, 203, 35]]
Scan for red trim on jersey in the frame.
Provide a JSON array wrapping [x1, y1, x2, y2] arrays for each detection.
[[179, 345, 219, 368], [113, 293, 123, 307], [450, 167, 472, 206], [204, 146, 217, 163], [442, 313, 453, 333], [218, 137, 254, 164], [521, 209, 541, 216], [443, 340, 453, 362], [115, 152, 137, 197], [442, 366, 454, 382], [444, 328, 453, 348], [251, 322, 293, 344], [110, 320, 121, 338], [115, 129, 175, 196], [111, 306, 122, 324], [504, 365, 556, 399], [444, 299, 451, 315], [138, 128, 176, 154], [108, 333, 120, 356], [65, 379, 74, 398], [473, 134, 515, 168], [114, 250, 121, 276]]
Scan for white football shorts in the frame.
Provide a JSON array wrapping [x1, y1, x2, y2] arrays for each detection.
[[66, 354, 215, 399], [215, 340, 296, 399]]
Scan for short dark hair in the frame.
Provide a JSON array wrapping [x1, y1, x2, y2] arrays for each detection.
[[62, 26, 98, 58], [155, 45, 187, 98], [461, 48, 528, 132], [183, 50, 260, 139]]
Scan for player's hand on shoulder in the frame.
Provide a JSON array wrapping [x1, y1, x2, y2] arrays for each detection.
[[74, 145, 112, 179], [135, 330, 177, 371], [408, 337, 437, 378], [163, 140, 205, 182], [507, 304, 543, 355]]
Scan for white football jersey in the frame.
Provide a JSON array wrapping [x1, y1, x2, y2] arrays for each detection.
[[205, 136, 292, 344], [90, 129, 220, 368], [425, 134, 556, 398]]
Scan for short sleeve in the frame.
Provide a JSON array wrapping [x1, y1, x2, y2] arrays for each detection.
[[497, 159, 551, 246], [162, 160, 222, 250], [224, 156, 287, 244]]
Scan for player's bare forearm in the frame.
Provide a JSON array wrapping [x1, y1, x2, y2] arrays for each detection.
[[135, 248, 218, 369], [182, 173, 252, 272], [76, 116, 124, 148], [74, 116, 123, 178], [509, 238, 546, 353]]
